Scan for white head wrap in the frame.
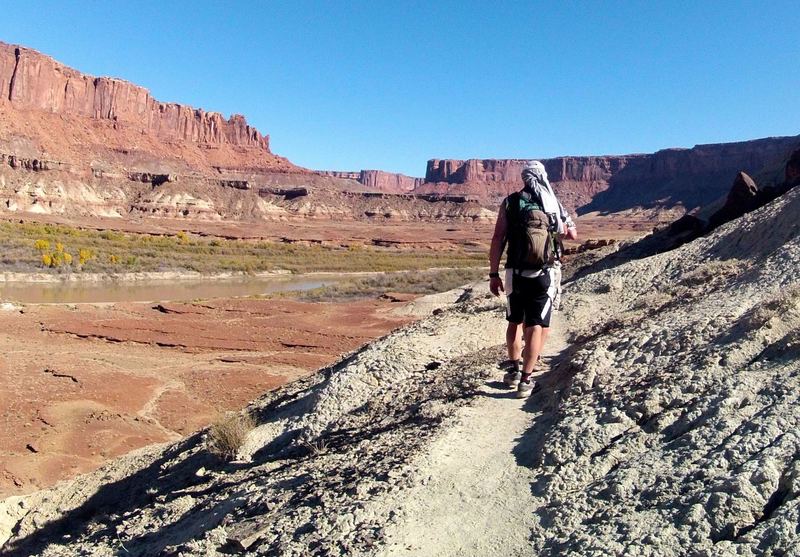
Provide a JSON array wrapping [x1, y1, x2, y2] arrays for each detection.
[[521, 161, 551, 192]]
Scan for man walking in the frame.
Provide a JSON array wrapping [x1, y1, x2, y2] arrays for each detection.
[[488, 161, 577, 397]]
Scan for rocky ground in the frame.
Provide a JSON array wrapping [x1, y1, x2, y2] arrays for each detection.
[[3, 177, 800, 556], [0, 298, 412, 499]]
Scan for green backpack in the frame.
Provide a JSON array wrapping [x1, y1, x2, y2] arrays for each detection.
[[506, 191, 557, 271]]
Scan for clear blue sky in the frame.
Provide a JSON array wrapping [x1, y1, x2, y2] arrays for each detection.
[[2, 1, 798, 176]]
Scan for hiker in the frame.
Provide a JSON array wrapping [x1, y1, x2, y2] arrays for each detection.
[[488, 161, 577, 397]]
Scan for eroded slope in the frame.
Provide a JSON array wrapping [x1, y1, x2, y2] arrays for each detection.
[[3, 188, 800, 556]]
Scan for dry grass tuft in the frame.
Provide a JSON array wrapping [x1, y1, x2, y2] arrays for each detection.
[[746, 284, 800, 330], [207, 412, 255, 460], [275, 267, 486, 302], [679, 258, 743, 287], [630, 290, 673, 312], [302, 438, 328, 457]]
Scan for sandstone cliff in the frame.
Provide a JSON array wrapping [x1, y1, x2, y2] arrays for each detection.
[[0, 42, 268, 150], [0, 34, 445, 228], [1, 40, 797, 231], [317, 170, 423, 193], [0, 41, 301, 177], [358, 170, 423, 193], [420, 136, 800, 214]]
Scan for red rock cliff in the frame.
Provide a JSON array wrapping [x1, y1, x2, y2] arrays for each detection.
[[0, 42, 269, 151], [358, 170, 423, 193], [422, 156, 642, 210], [316, 170, 423, 193], [422, 136, 800, 214], [425, 157, 638, 185]]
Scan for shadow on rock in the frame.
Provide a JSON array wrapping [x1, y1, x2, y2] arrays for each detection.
[[3, 436, 250, 557], [510, 339, 582, 471]]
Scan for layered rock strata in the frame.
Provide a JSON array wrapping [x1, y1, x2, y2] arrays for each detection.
[[358, 170, 423, 193], [317, 170, 423, 193], [421, 136, 800, 214], [568, 148, 800, 282], [0, 42, 269, 150]]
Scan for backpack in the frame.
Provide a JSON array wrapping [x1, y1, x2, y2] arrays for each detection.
[[506, 190, 557, 271]]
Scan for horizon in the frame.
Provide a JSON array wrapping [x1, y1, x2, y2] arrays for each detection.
[[2, 1, 799, 175]]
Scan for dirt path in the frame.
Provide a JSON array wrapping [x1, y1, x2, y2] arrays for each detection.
[[377, 316, 567, 557]]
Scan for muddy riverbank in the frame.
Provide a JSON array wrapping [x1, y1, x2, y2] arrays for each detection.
[[0, 296, 414, 497]]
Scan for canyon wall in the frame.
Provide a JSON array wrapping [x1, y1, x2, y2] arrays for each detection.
[[1, 40, 797, 225], [426, 156, 639, 188], [0, 42, 269, 151], [316, 170, 423, 193], [317, 171, 361, 181], [422, 136, 800, 214], [358, 170, 423, 193]]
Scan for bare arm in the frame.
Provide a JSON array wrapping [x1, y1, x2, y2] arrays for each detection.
[[489, 206, 507, 295]]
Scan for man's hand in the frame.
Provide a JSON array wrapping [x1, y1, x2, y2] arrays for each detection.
[[490, 276, 504, 296], [564, 226, 578, 241], [489, 206, 508, 297]]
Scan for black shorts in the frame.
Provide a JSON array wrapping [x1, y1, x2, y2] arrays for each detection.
[[505, 270, 553, 328]]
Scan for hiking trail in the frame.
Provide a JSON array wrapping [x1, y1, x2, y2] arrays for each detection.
[[376, 317, 568, 557]]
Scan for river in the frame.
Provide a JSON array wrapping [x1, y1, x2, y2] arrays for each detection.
[[0, 273, 348, 304]]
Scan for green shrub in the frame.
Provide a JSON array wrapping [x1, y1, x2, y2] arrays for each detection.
[[1, 220, 485, 275]]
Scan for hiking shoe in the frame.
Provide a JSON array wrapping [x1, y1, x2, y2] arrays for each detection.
[[516, 377, 540, 398], [498, 359, 522, 371], [502, 370, 522, 388], [499, 359, 522, 387]]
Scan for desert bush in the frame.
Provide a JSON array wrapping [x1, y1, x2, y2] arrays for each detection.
[[63, 252, 73, 265], [302, 437, 328, 457], [207, 412, 255, 460], [630, 290, 673, 312], [100, 230, 124, 242], [176, 231, 190, 245], [0, 220, 484, 274], [746, 284, 800, 329], [41, 253, 52, 267], [289, 267, 486, 301], [78, 248, 93, 265]]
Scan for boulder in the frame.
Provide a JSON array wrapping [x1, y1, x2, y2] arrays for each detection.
[[708, 172, 760, 230]]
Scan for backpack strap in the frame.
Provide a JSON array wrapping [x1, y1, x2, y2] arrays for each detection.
[[521, 186, 545, 210], [504, 192, 523, 276], [505, 192, 521, 226]]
